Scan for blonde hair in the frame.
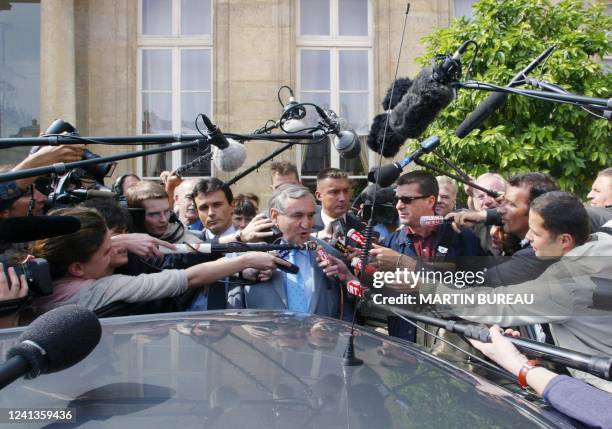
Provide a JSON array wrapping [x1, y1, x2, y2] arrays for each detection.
[[126, 181, 168, 209]]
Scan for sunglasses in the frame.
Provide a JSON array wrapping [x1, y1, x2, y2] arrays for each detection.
[[393, 195, 431, 205]]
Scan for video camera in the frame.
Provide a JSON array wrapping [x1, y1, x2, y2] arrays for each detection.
[[0, 255, 52, 297], [43, 119, 117, 183]]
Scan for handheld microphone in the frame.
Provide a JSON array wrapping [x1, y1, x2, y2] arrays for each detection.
[[455, 45, 556, 138], [330, 239, 350, 256], [419, 215, 453, 226], [200, 114, 247, 172], [0, 216, 81, 243], [368, 136, 440, 187], [158, 242, 317, 254], [347, 229, 365, 247], [346, 280, 368, 299], [1, 305, 101, 389]]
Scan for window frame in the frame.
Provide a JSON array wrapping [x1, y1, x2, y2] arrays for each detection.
[[296, 0, 375, 181], [136, 0, 214, 179]]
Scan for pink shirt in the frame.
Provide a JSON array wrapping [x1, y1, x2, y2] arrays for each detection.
[[35, 277, 95, 313]]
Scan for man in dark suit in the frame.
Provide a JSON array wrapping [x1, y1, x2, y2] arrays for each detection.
[[227, 184, 345, 318], [312, 168, 365, 242]]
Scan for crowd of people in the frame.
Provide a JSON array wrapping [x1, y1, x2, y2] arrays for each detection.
[[0, 144, 611, 427]]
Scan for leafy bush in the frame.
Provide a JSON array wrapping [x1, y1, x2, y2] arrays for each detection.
[[410, 0, 611, 195]]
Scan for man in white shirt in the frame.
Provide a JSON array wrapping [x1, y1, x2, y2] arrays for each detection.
[[313, 168, 364, 241], [192, 178, 239, 242]]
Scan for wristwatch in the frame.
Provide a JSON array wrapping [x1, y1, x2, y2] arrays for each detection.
[[518, 359, 540, 389], [234, 230, 243, 243]]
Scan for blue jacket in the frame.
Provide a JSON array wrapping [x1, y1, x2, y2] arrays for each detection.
[[381, 222, 485, 259]]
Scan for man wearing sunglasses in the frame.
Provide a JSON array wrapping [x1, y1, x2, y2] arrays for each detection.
[[370, 170, 484, 341]]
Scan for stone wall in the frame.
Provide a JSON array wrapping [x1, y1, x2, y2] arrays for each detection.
[[40, 0, 457, 204]]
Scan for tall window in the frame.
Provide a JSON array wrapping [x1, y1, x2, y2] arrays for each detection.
[[297, 0, 373, 191], [0, 1, 41, 164], [138, 0, 213, 178], [453, 0, 477, 19]]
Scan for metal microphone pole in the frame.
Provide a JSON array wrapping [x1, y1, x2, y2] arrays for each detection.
[[413, 158, 499, 198], [0, 139, 209, 182], [225, 142, 298, 187], [458, 82, 612, 111], [369, 302, 612, 381], [0, 132, 323, 148]]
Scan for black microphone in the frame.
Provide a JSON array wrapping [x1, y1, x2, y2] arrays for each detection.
[[200, 114, 247, 171], [67, 189, 118, 200], [455, 45, 556, 138], [368, 136, 440, 187], [1, 305, 101, 389], [0, 215, 81, 243]]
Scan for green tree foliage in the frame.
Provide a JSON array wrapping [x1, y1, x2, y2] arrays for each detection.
[[411, 0, 611, 195]]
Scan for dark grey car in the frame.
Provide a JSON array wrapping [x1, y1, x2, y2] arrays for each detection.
[[0, 311, 578, 428]]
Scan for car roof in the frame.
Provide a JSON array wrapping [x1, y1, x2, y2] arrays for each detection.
[[0, 310, 578, 428]]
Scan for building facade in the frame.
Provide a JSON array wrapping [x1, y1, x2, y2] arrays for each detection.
[[2, 0, 608, 202]]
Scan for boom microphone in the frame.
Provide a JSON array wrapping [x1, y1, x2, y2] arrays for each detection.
[[389, 68, 455, 143], [368, 136, 440, 187], [1, 305, 101, 389], [432, 40, 474, 84], [200, 114, 247, 171], [0, 216, 81, 243], [366, 78, 414, 157], [67, 189, 117, 200], [455, 45, 556, 138], [319, 109, 361, 160], [212, 138, 247, 172]]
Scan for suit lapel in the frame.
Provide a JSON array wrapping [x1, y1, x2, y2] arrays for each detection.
[[272, 271, 288, 308], [307, 251, 321, 314]]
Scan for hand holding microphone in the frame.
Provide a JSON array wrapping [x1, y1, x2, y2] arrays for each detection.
[[241, 251, 293, 274], [442, 211, 487, 233], [317, 252, 356, 283], [369, 243, 416, 272], [113, 233, 176, 258]]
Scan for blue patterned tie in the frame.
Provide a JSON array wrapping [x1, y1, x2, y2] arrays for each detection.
[[286, 250, 308, 312]]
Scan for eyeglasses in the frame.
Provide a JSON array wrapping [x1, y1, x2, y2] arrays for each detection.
[[393, 195, 431, 205], [145, 209, 174, 220]]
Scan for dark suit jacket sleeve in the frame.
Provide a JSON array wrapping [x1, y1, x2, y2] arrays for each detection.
[[483, 246, 557, 287]]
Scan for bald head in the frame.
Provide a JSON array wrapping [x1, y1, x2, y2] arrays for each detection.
[[174, 179, 200, 225]]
